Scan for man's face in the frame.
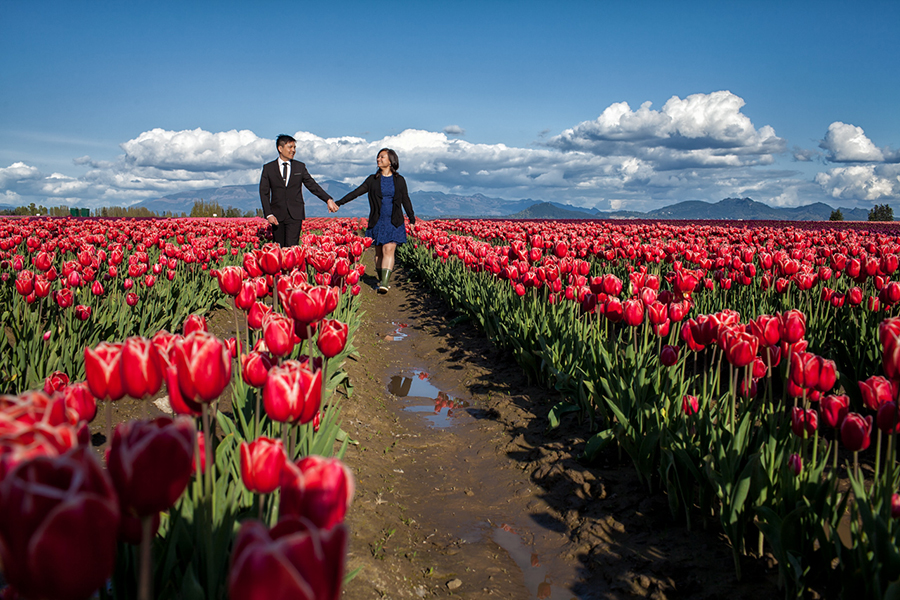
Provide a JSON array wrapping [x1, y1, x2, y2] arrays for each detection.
[[278, 142, 296, 162]]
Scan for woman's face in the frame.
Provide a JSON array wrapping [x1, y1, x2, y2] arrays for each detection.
[[377, 151, 391, 171]]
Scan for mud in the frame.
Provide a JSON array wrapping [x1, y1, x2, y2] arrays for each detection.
[[338, 254, 781, 599]]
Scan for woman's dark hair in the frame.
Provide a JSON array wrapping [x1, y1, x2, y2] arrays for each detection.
[[378, 148, 399, 172]]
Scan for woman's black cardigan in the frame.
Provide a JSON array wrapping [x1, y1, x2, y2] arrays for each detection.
[[335, 172, 416, 227]]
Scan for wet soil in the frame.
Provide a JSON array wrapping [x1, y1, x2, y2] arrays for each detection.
[[338, 254, 781, 599]]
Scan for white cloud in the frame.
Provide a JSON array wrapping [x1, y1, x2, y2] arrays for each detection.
[[814, 164, 900, 201], [2, 92, 897, 211], [820, 122, 885, 162], [547, 91, 786, 169]]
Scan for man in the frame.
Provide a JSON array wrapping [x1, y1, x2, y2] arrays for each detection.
[[259, 134, 338, 246]]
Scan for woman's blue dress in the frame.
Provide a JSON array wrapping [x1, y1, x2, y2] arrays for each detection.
[[365, 175, 407, 245]]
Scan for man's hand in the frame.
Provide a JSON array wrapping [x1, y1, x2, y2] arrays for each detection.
[[266, 215, 278, 226], [327, 199, 339, 213]]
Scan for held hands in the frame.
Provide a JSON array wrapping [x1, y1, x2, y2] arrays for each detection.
[[327, 199, 339, 213]]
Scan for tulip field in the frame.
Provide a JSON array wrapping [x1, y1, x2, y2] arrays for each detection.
[[4, 214, 900, 598], [397, 218, 900, 598], [0, 216, 369, 599]]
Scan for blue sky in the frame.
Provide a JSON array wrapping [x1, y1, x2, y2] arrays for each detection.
[[1, 0, 898, 212]]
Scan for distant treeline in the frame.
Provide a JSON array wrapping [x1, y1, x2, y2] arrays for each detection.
[[0, 199, 263, 219]]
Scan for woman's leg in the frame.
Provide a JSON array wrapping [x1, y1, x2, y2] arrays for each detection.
[[374, 245, 384, 281], [381, 243, 397, 272], [379, 243, 397, 290]]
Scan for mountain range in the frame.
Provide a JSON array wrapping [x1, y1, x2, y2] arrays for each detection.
[[133, 183, 876, 222]]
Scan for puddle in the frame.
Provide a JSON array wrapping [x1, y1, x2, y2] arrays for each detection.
[[492, 524, 574, 600], [388, 370, 469, 428], [384, 321, 409, 341]]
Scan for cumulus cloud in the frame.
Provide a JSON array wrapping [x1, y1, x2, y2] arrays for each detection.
[[546, 91, 786, 169], [3, 91, 896, 211], [814, 164, 900, 201], [442, 125, 465, 136], [820, 122, 885, 162]]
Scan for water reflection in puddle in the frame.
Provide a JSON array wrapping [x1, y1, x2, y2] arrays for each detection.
[[388, 370, 469, 428], [492, 524, 573, 600], [384, 322, 408, 342]]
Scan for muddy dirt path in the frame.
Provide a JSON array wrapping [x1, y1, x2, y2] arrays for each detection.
[[338, 254, 781, 600]]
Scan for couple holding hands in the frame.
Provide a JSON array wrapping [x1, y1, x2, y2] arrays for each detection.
[[259, 134, 416, 294]]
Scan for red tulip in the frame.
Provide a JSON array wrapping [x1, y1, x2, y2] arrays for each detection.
[[240, 437, 286, 494], [790, 352, 837, 392], [182, 313, 208, 336], [791, 406, 818, 438], [241, 351, 276, 388], [74, 304, 92, 321], [0, 447, 120, 600], [858, 375, 897, 411], [682, 395, 699, 416], [788, 453, 802, 476], [43, 370, 70, 395], [877, 402, 900, 434], [263, 312, 297, 357], [236, 280, 257, 310], [165, 364, 201, 416], [841, 412, 873, 452], [120, 336, 166, 399], [257, 243, 283, 275], [779, 309, 806, 344], [229, 519, 346, 600], [248, 301, 273, 330], [660, 344, 679, 367], [108, 416, 195, 516], [215, 265, 244, 296], [819, 394, 850, 429], [263, 360, 322, 424], [622, 298, 644, 327], [171, 331, 232, 402], [84, 342, 126, 401], [279, 456, 355, 530], [59, 382, 97, 423], [721, 329, 758, 368], [751, 314, 781, 347], [318, 319, 349, 358]]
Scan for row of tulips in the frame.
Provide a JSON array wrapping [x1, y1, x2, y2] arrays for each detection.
[[0, 217, 373, 599], [402, 218, 900, 598]]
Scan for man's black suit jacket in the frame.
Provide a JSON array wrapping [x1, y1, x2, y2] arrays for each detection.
[[259, 159, 332, 222]]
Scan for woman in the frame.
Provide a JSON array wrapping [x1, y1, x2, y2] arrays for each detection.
[[336, 148, 416, 294]]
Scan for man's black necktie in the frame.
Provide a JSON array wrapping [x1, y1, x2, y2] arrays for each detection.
[[282, 162, 288, 185]]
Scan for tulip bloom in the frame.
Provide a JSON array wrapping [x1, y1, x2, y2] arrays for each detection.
[[858, 375, 896, 411], [318, 319, 349, 358], [215, 265, 244, 296], [881, 317, 900, 380], [779, 309, 806, 344], [263, 312, 297, 358], [120, 336, 166, 399], [790, 352, 837, 393], [682, 395, 699, 416], [182, 313, 208, 336], [877, 402, 900, 434], [263, 360, 322, 424], [660, 344, 679, 367], [791, 406, 818, 439], [279, 456, 355, 530], [841, 412, 873, 452], [60, 382, 98, 423], [43, 370, 70, 394], [622, 298, 644, 327], [108, 417, 196, 516], [229, 519, 347, 600], [171, 331, 232, 403], [788, 453, 802, 476], [0, 447, 120, 600], [819, 394, 850, 429], [241, 351, 275, 388], [240, 437, 287, 494], [722, 329, 758, 368], [84, 342, 126, 401]]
